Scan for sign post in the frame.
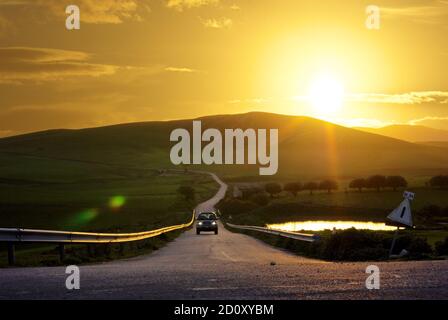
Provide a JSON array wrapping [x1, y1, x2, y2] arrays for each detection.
[[387, 191, 415, 258]]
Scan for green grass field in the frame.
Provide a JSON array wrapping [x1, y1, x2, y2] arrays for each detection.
[[2, 111, 448, 263], [226, 184, 448, 224], [0, 152, 218, 267], [222, 183, 448, 256], [0, 172, 216, 232], [273, 187, 448, 212]]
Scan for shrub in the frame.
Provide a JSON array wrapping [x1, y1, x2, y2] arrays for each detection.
[[284, 182, 302, 197], [349, 178, 367, 192], [62, 257, 83, 265], [240, 187, 264, 200], [265, 183, 282, 198], [319, 230, 432, 261], [417, 205, 443, 223], [429, 175, 448, 188], [366, 175, 387, 191], [219, 199, 257, 216], [321, 229, 386, 261], [346, 247, 388, 261], [435, 237, 448, 256], [386, 176, 408, 191], [407, 237, 432, 259], [388, 234, 432, 258], [319, 179, 338, 193], [250, 193, 270, 206], [303, 182, 318, 195]]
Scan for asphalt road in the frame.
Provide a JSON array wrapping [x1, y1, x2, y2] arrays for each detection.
[[0, 173, 447, 300]]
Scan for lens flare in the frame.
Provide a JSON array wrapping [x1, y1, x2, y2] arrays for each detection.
[[109, 196, 126, 210], [69, 208, 99, 227]]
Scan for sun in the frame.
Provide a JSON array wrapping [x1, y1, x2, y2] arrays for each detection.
[[308, 73, 345, 115]]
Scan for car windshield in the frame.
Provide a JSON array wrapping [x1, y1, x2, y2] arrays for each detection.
[[197, 213, 216, 220]]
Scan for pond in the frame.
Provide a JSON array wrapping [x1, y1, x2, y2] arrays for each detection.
[[267, 220, 397, 232]]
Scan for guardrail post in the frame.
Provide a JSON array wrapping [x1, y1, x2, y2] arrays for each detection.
[[87, 244, 94, 257], [58, 244, 65, 262], [7, 243, 15, 266]]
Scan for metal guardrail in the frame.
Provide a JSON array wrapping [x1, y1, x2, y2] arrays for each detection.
[[0, 211, 195, 265], [0, 212, 195, 244], [226, 223, 320, 242]]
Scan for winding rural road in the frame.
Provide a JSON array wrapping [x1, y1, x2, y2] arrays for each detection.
[[0, 173, 447, 300]]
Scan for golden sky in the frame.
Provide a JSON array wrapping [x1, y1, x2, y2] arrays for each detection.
[[0, 0, 447, 137]]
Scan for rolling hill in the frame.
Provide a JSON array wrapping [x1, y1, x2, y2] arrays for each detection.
[[355, 125, 448, 143], [1, 112, 448, 179], [418, 141, 448, 149]]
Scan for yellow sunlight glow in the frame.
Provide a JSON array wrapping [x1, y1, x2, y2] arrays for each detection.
[[308, 74, 345, 115], [267, 221, 398, 232]]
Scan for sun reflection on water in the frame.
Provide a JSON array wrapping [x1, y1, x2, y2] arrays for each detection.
[[267, 221, 396, 232]]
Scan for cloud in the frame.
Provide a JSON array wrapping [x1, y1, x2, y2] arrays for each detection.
[[383, 6, 445, 18], [57, 0, 149, 24], [324, 116, 448, 131], [201, 17, 233, 29], [408, 116, 448, 129], [382, 2, 448, 23], [337, 118, 397, 128], [346, 92, 448, 105], [0, 0, 149, 24], [228, 98, 266, 104], [165, 67, 199, 73], [167, 0, 219, 11], [0, 47, 118, 83]]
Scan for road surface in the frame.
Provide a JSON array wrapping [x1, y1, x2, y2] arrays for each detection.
[[0, 173, 447, 300]]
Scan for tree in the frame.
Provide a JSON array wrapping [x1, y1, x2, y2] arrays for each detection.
[[250, 193, 270, 206], [417, 205, 442, 223], [366, 175, 387, 192], [386, 176, 408, 191], [303, 182, 318, 195], [265, 182, 282, 198], [319, 179, 338, 193], [349, 178, 367, 192], [177, 185, 195, 201], [429, 175, 448, 189], [284, 182, 302, 197]]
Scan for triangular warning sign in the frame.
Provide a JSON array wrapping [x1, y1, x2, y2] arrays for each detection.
[[387, 198, 413, 227]]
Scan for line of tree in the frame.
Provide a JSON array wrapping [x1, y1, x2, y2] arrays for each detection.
[[349, 175, 408, 192], [264, 179, 339, 198], [416, 204, 448, 222], [428, 175, 448, 188]]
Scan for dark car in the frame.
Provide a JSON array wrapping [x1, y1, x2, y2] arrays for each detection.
[[196, 212, 218, 235]]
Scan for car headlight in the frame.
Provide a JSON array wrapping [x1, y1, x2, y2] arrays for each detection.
[[212, 221, 217, 225], [198, 222, 203, 226]]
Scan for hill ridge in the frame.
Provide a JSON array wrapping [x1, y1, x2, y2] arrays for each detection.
[[1, 112, 448, 177]]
